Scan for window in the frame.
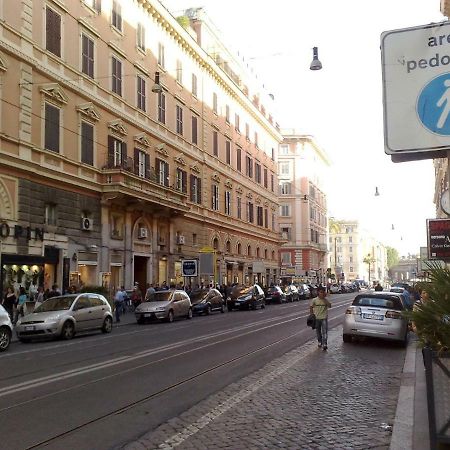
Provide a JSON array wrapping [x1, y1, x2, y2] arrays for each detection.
[[349, 246, 353, 253], [247, 202, 254, 223], [135, 149, 146, 178], [156, 158, 169, 186], [45, 204, 57, 226], [264, 209, 268, 228], [225, 191, 231, 215], [254, 131, 259, 147], [225, 140, 231, 165], [81, 121, 94, 165], [280, 145, 289, 155], [272, 213, 275, 230], [107, 136, 125, 167], [112, 56, 122, 96], [158, 42, 165, 68], [225, 105, 230, 123], [271, 173, 274, 192], [137, 75, 146, 112], [280, 182, 291, 194], [237, 197, 242, 219], [279, 162, 290, 176], [190, 175, 202, 204], [193, 233, 197, 245], [45, 103, 60, 153], [212, 130, 218, 156], [111, 0, 122, 31], [263, 168, 268, 188], [235, 113, 240, 132], [176, 105, 183, 135], [137, 22, 145, 51], [281, 252, 291, 265], [213, 92, 218, 114], [255, 162, 261, 184], [191, 115, 198, 144], [84, 0, 101, 12], [350, 266, 354, 272], [176, 168, 187, 193], [245, 123, 250, 140], [176, 59, 182, 84], [192, 73, 198, 97], [349, 256, 353, 263], [257, 206, 263, 226], [211, 184, 219, 210], [280, 204, 290, 217], [158, 91, 166, 124], [82, 34, 94, 78], [246, 155, 253, 178], [237, 242, 242, 255], [349, 236, 353, 243], [281, 226, 291, 240], [236, 147, 242, 172], [46, 7, 61, 57]]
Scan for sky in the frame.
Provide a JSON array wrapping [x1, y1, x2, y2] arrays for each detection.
[[161, 0, 446, 257]]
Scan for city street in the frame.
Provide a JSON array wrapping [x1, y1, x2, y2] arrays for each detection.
[[0, 292, 407, 450]]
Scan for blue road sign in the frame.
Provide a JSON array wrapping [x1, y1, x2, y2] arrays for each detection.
[[417, 72, 450, 135]]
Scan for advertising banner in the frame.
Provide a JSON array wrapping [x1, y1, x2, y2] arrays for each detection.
[[427, 219, 450, 260]]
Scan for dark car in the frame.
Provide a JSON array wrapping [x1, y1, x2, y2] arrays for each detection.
[[227, 285, 265, 311], [265, 286, 286, 304], [284, 284, 300, 302], [298, 284, 311, 300], [190, 288, 225, 315]]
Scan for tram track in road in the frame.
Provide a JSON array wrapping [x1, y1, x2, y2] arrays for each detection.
[[19, 298, 352, 450]]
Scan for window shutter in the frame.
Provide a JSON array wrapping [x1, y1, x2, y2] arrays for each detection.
[[121, 142, 127, 168], [107, 135, 114, 167], [46, 7, 61, 57], [145, 153, 151, 179], [164, 162, 169, 187], [81, 122, 94, 165], [134, 148, 139, 174], [190, 174, 195, 202], [45, 103, 60, 153], [198, 178, 202, 203], [94, 0, 101, 13], [182, 171, 187, 193]]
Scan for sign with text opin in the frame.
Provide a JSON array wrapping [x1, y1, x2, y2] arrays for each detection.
[[427, 219, 450, 260], [381, 22, 450, 154], [181, 260, 198, 277]]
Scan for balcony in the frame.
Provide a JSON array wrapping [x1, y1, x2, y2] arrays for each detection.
[[101, 154, 189, 213]]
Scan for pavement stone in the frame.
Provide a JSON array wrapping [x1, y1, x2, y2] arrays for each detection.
[[118, 326, 411, 450]]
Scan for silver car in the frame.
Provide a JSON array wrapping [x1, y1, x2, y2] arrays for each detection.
[[15, 294, 113, 342], [343, 292, 409, 346], [135, 289, 192, 323], [0, 305, 13, 351]]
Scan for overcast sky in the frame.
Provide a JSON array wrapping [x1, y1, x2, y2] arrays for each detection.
[[161, 0, 446, 257]]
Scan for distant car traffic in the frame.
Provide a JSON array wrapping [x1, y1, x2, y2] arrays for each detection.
[[15, 294, 113, 342], [0, 305, 13, 351], [135, 289, 192, 323], [227, 285, 265, 310], [190, 288, 225, 315], [343, 292, 409, 347]]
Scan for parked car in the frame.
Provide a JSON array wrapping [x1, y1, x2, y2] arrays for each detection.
[[15, 294, 113, 342], [227, 285, 265, 310], [392, 282, 410, 290], [297, 284, 311, 300], [389, 287, 413, 310], [190, 288, 225, 315], [264, 286, 286, 304], [343, 292, 409, 347], [284, 284, 300, 302], [329, 284, 340, 294], [135, 289, 192, 323], [0, 305, 13, 351]]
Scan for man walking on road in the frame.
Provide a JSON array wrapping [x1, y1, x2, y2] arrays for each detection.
[[114, 286, 126, 323], [310, 285, 332, 351]]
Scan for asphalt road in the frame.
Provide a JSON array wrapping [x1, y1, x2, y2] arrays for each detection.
[[0, 293, 354, 450]]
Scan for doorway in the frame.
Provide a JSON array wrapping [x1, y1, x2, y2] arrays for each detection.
[[134, 256, 148, 291]]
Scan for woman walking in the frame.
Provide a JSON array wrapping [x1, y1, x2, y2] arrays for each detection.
[[2, 287, 16, 321]]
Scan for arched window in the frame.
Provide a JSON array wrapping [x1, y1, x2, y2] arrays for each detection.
[[272, 250, 275, 260], [264, 248, 268, 259], [237, 242, 242, 255], [247, 245, 252, 257], [256, 247, 260, 258], [226, 240, 231, 253], [213, 237, 219, 250]]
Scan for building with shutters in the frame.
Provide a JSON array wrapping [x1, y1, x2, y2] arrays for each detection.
[[0, 1, 281, 295]]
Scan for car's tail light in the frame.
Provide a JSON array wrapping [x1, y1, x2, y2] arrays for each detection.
[[345, 307, 360, 315], [385, 310, 403, 319]]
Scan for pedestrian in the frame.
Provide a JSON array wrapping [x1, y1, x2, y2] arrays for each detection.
[[2, 287, 16, 320], [114, 286, 126, 322], [47, 284, 61, 299], [35, 286, 44, 309], [309, 285, 332, 351], [131, 285, 142, 310], [15, 286, 28, 324], [374, 282, 383, 291], [145, 283, 156, 302]]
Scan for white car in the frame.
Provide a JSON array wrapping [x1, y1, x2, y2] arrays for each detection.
[[329, 284, 340, 294], [0, 305, 13, 351]]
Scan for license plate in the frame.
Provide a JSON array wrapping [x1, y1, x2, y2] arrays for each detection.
[[25, 325, 35, 331], [363, 313, 383, 320], [144, 313, 152, 317]]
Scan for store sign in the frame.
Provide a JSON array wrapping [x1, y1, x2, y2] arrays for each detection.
[[182, 259, 198, 277], [427, 219, 450, 260], [0, 222, 44, 241]]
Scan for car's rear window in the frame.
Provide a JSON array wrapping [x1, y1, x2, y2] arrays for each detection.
[[353, 296, 403, 310], [268, 287, 279, 293]]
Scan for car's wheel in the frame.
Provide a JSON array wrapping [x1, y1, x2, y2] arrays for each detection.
[[0, 326, 11, 351], [61, 321, 75, 340], [167, 310, 174, 323], [343, 334, 352, 343], [19, 337, 31, 343], [137, 317, 145, 325], [101, 316, 113, 333], [205, 305, 212, 315], [220, 304, 225, 313], [186, 308, 193, 320]]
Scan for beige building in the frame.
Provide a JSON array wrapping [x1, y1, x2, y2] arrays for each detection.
[[278, 133, 330, 285], [0, 1, 282, 296], [329, 219, 388, 284]]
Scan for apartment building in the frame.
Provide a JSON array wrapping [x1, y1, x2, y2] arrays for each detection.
[[0, 0, 282, 296], [278, 132, 330, 285]]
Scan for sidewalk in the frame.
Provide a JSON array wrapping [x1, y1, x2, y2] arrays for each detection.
[[121, 328, 427, 450]]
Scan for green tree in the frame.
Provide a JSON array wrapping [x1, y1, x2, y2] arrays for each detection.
[[386, 246, 399, 269]]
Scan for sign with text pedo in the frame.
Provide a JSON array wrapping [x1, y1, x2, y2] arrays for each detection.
[[381, 22, 450, 158], [181, 260, 198, 277], [427, 219, 450, 260]]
